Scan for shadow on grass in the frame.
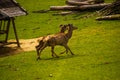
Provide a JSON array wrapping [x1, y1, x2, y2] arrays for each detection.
[[0, 46, 23, 57], [39, 53, 88, 61]]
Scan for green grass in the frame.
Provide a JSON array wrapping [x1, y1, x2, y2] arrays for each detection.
[[0, 0, 120, 80]]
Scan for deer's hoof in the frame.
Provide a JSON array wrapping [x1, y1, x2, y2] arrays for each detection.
[[71, 53, 74, 55], [60, 51, 66, 54], [56, 56, 59, 58], [36, 57, 41, 61]]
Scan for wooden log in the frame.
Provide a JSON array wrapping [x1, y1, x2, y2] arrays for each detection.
[[96, 14, 120, 20], [66, 0, 104, 5], [66, 1, 90, 6], [52, 11, 76, 15], [50, 3, 111, 11], [94, 0, 104, 4], [98, 0, 120, 16]]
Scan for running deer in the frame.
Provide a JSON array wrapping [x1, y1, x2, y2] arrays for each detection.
[[36, 24, 78, 60]]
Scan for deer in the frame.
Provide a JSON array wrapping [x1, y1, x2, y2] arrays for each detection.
[[35, 24, 78, 60]]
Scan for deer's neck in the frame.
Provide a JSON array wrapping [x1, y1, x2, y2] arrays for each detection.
[[66, 29, 73, 39]]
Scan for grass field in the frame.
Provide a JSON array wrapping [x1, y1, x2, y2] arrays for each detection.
[[0, 0, 120, 80]]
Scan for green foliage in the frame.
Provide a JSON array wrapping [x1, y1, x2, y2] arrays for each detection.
[[0, 0, 120, 80]]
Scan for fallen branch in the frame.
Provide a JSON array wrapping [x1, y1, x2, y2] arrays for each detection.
[[50, 3, 111, 11], [66, 1, 90, 6], [98, 0, 120, 16], [96, 14, 120, 20], [32, 10, 50, 13], [52, 11, 76, 15]]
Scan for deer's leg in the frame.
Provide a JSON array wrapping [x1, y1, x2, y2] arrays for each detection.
[[60, 50, 66, 54], [36, 45, 41, 60], [51, 46, 59, 58], [36, 40, 44, 60], [60, 45, 69, 55], [59, 45, 69, 54], [36, 42, 47, 60], [37, 45, 47, 60], [64, 45, 74, 55], [60, 48, 68, 54]]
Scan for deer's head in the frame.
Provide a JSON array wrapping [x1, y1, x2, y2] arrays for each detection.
[[67, 24, 78, 30]]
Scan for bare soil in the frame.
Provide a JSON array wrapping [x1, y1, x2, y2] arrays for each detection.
[[0, 37, 42, 57]]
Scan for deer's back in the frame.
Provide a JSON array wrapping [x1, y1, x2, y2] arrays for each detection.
[[47, 33, 68, 46]]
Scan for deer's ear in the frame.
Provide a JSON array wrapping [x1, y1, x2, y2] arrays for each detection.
[[68, 24, 72, 26], [70, 24, 73, 26], [67, 24, 70, 26], [59, 24, 63, 28]]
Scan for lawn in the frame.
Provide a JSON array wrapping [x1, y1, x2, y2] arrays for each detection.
[[0, 0, 120, 80]]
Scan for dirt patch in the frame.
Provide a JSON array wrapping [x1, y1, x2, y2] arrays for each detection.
[[0, 37, 43, 57]]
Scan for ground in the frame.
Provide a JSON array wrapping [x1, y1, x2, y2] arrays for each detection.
[[0, 38, 42, 57]]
